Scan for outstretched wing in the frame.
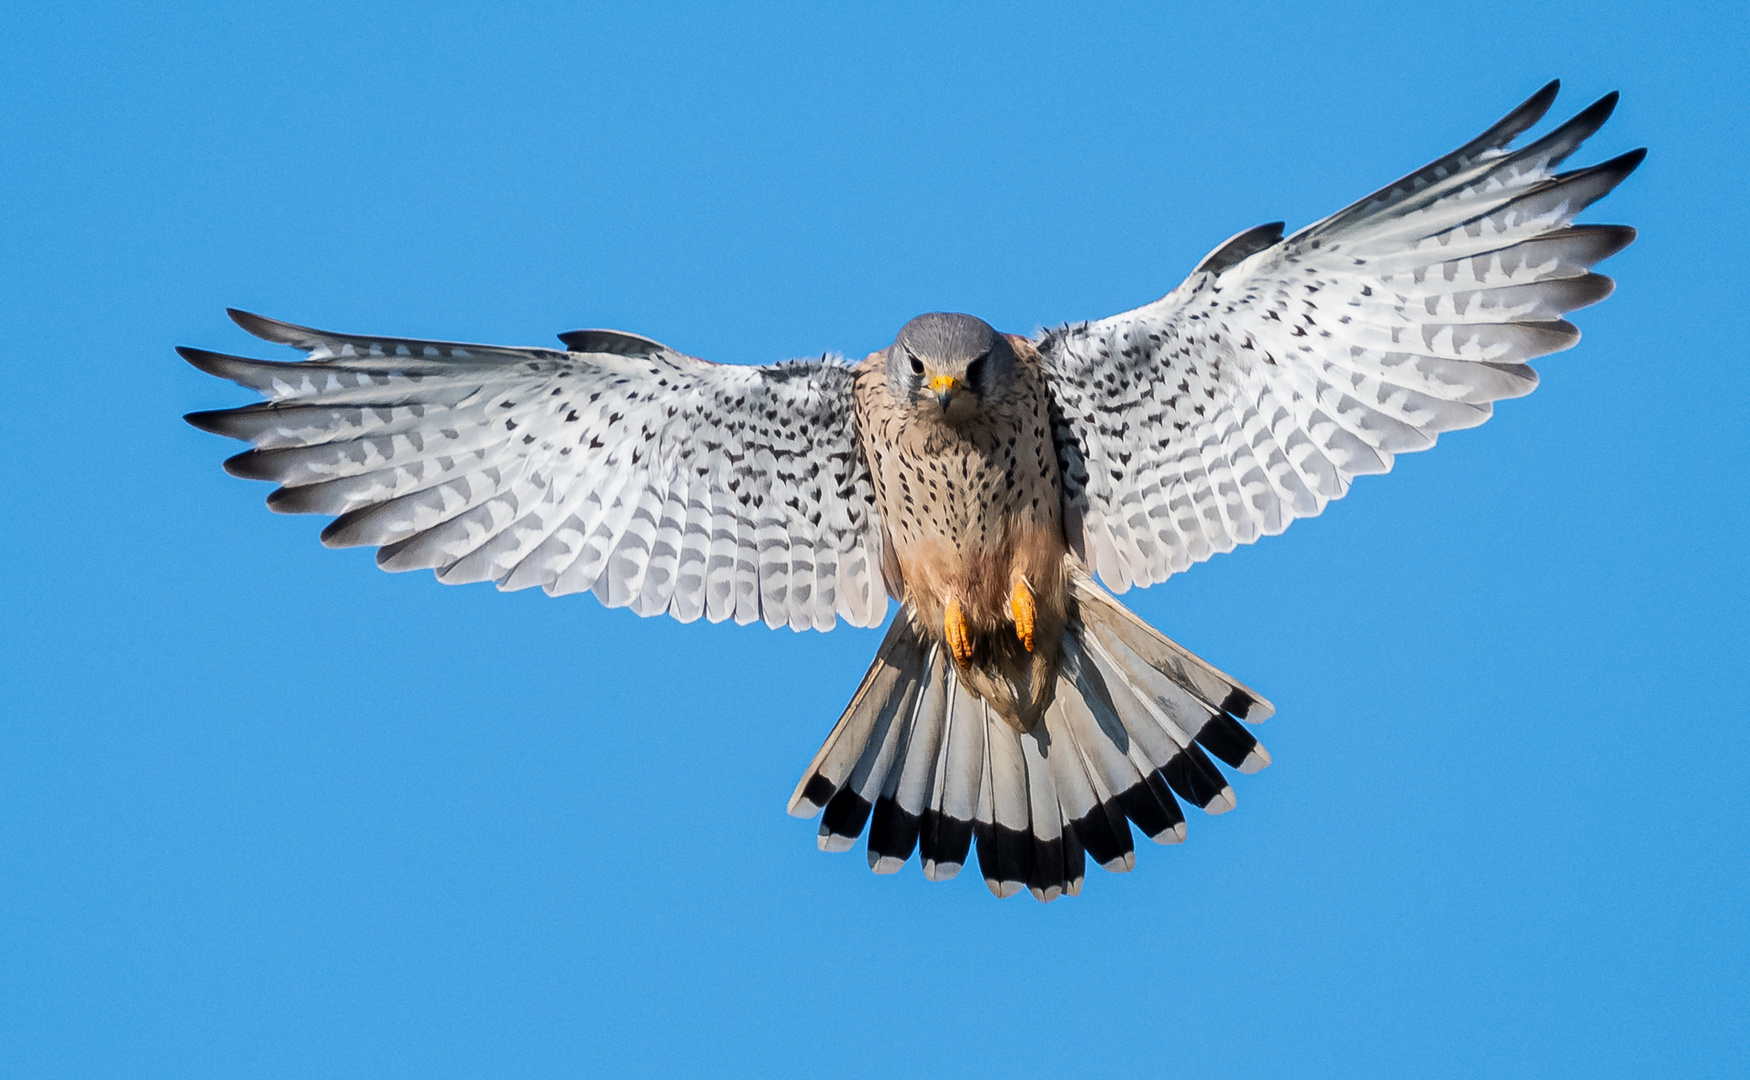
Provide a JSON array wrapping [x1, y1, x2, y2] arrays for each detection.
[[1040, 81, 1642, 592], [183, 311, 888, 631]]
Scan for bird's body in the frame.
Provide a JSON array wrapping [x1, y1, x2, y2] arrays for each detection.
[[853, 329, 1067, 731], [182, 82, 1641, 901]]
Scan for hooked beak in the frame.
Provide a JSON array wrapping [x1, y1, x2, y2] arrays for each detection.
[[929, 374, 961, 409]]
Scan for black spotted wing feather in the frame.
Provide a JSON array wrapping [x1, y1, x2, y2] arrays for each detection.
[[1040, 83, 1641, 591], [184, 311, 887, 631]]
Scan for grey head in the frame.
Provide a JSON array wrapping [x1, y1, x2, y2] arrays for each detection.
[[886, 312, 1013, 420]]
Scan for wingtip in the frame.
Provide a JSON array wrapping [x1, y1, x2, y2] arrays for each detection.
[[226, 307, 274, 336], [175, 344, 221, 373], [177, 345, 268, 384], [1572, 90, 1621, 132], [319, 514, 372, 548], [1552, 147, 1646, 192], [228, 307, 321, 347], [1488, 79, 1562, 145], [221, 448, 271, 480], [183, 408, 231, 435]]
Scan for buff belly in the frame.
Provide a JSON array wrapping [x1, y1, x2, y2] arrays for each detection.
[[895, 507, 1068, 733]]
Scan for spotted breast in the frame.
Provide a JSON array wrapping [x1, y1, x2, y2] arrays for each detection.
[[853, 327, 1067, 731]]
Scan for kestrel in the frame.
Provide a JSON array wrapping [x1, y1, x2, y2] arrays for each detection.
[[183, 82, 1640, 901]]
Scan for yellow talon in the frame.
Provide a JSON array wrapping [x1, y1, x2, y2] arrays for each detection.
[[944, 598, 973, 665], [1011, 579, 1036, 653]]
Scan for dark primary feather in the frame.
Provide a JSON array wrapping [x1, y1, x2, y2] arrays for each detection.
[[1194, 222, 1286, 275], [556, 328, 674, 356], [1311, 79, 1562, 238]]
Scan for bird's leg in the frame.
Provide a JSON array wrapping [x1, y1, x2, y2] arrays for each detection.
[[944, 597, 973, 665], [1010, 577, 1036, 653]]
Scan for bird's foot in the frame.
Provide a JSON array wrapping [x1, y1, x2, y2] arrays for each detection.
[[1010, 579, 1036, 653], [944, 598, 973, 665]]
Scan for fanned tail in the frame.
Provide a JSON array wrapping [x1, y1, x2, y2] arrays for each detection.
[[788, 569, 1273, 902]]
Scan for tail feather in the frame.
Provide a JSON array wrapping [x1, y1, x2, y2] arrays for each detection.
[[1062, 635, 1195, 840], [1052, 666, 1153, 858], [1071, 630, 1237, 818], [1070, 569, 1274, 722], [1074, 569, 1272, 778], [816, 695, 913, 853], [919, 677, 982, 880], [977, 718, 1034, 899], [1196, 713, 1272, 775], [1036, 699, 1127, 872], [1019, 733, 1077, 900], [789, 571, 1274, 901], [812, 626, 926, 852], [867, 646, 949, 873], [787, 612, 925, 816], [1057, 805, 1087, 897]]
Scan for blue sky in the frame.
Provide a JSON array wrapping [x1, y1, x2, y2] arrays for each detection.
[[3, 1, 1746, 1076]]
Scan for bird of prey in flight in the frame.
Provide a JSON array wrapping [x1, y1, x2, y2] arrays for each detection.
[[183, 82, 1640, 901]]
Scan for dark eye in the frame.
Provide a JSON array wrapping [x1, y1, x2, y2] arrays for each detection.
[[908, 354, 924, 376], [965, 352, 988, 386]]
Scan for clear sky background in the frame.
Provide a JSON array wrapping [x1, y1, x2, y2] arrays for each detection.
[[3, 2, 1746, 1077]]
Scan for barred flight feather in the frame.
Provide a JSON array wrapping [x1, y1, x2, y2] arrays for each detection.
[[1040, 82, 1640, 593], [183, 310, 889, 632]]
